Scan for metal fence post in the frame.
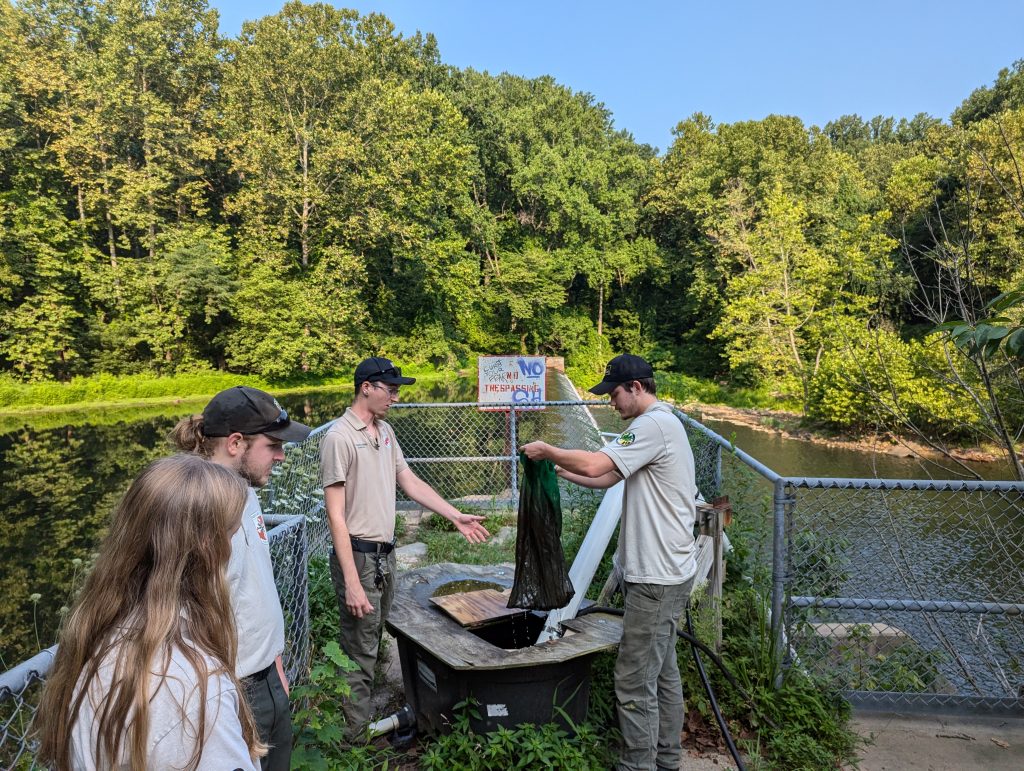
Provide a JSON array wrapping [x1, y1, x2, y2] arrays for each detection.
[[713, 442, 723, 496], [509, 407, 519, 508], [292, 515, 310, 682], [771, 477, 788, 689]]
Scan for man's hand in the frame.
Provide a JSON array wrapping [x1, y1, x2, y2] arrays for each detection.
[[451, 513, 490, 543], [345, 581, 375, 619], [519, 441, 552, 460], [275, 656, 289, 697]]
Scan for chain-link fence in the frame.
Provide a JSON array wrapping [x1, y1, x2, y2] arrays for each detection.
[[260, 399, 605, 559], [784, 477, 1024, 712], [5, 392, 1023, 766], [0, 648, 54, 770], [655, 411, 1024, 713]]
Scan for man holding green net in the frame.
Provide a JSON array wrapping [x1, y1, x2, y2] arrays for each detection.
[[520, 353, 699, 771]]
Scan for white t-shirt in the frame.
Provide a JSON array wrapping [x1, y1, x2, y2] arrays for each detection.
[[70, 640, 258, 770], [227, 489, 286, 678], [600, 401, 698, 585]]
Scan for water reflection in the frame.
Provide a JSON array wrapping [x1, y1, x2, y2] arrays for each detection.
[[0, 420, 172, 663], [0, 377, 479, 662]]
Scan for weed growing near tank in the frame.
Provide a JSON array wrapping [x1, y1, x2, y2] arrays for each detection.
[[419, 700, 615, 770]]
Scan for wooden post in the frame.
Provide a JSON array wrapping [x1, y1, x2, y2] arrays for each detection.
[[595, 570, 621, 606], [697, 497, 732, 652]]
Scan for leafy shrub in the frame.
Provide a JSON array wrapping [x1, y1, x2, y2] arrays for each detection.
[[307, 556, 339, 653], [290, 640, 359, 768], [377, 320, 469, 369], [655, 371, 794, 410], [808, 327, 980, 438], [418, 700, 615, 770]]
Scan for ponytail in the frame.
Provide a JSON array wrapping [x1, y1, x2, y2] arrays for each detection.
[[168, 415, 210, 456]]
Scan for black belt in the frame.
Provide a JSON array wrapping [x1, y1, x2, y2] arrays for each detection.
[[350, 536, 395, 555], [243, 661, 274, 682]]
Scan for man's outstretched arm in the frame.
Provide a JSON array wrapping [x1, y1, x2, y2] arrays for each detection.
[[397, 468, 490, 543], [519, 441, 620, 487]]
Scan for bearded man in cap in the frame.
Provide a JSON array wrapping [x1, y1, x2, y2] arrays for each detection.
[[170, 386, 311, 771], [520, 354, 698, 771], [320, 357, 490, 741]]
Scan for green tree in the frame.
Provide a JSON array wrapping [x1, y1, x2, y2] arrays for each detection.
[[228, 246, 367, 377], [223, 3, 475, 358]]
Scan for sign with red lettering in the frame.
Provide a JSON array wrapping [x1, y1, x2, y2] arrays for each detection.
[[477, 356, 546, 410]]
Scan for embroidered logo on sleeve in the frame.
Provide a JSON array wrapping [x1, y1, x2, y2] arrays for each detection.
[[616, 431, 636, 446]]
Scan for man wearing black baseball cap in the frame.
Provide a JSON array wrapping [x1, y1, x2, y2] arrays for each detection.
[[170, 386, 311, 771], [521, 354, 698, 771], [320, 357, 490, 741], [587, 353, 655, 396]]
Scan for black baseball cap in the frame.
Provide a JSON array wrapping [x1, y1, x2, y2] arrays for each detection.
[[355, 357, 416, 389], [202, 386, 311, 443], [589, 354, 655, 395]]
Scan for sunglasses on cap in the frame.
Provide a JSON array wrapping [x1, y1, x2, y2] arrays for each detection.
[[372, 362, 402, 379], [239, 389, 291, 434]]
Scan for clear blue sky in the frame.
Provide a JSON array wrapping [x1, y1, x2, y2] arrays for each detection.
[[211, 0, 1024, 153]]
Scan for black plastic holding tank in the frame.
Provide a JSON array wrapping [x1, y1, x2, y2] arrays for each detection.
[[385, 562, 623, 736]]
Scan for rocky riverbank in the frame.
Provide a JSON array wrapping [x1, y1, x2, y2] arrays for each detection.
[[688, 403, 1004, 464]]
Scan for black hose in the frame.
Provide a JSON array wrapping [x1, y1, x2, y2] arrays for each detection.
[[576, 605, 775, 729], [685, 607, 745, 771], [576, 604, 750, 771]]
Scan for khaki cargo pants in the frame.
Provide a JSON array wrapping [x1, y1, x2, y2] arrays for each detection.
[[615, 576, 695, 771], [329, 548, 396, 741]]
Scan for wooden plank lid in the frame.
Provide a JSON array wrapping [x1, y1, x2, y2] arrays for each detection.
[[430, 588, 527, 629]]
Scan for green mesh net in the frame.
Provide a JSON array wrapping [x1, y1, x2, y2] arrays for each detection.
[[508, 453, 574, 610]]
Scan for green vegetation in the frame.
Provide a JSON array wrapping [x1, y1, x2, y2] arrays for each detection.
[[289, 473, 860, 769], [655, 372, 799, 412], [1, 0, 1021, 474], [0, 371, 282, 411], [419, 702, 615, 770], [0, 367, 460, 414]]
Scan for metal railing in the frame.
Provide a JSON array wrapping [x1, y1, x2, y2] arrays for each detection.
[[4, 390, 1023, 766], [672, 412, 1024, 714]]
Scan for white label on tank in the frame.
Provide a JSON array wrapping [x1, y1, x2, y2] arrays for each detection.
[[486, 704, 509, 717], [417, 659, 437, 692]]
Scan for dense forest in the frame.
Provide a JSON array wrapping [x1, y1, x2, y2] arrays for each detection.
[[1, 0, 1023, 473]]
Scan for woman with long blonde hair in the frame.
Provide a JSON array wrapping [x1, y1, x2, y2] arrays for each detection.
[[35, 454, 265, 770]]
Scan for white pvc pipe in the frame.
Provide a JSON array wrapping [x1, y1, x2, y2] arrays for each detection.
[[535, 481, 624, 643], [368, 704, 415, 738]]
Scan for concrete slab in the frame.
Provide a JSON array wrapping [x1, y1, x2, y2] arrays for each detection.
[[851, 712, 1024, 770]]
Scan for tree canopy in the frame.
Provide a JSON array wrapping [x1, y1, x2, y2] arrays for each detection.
[[1, 0, 1023, 472]]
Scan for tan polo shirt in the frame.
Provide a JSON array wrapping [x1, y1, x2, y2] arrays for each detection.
[[319, 407, 408, 543], [600, 401, 698, 585]]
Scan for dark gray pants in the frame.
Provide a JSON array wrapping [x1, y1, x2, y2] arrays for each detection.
[[615, 578, 695, 771], [329, 548, 396, 741], [243, 661, 292, 771]]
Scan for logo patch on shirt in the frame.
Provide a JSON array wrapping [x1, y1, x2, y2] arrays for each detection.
[[616, 431, 636, 447], [383, 435, 391, 448], [254, 513, 268, 543]]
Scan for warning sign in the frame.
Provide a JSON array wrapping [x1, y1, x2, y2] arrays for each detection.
[[477, 356, 546, 409]]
